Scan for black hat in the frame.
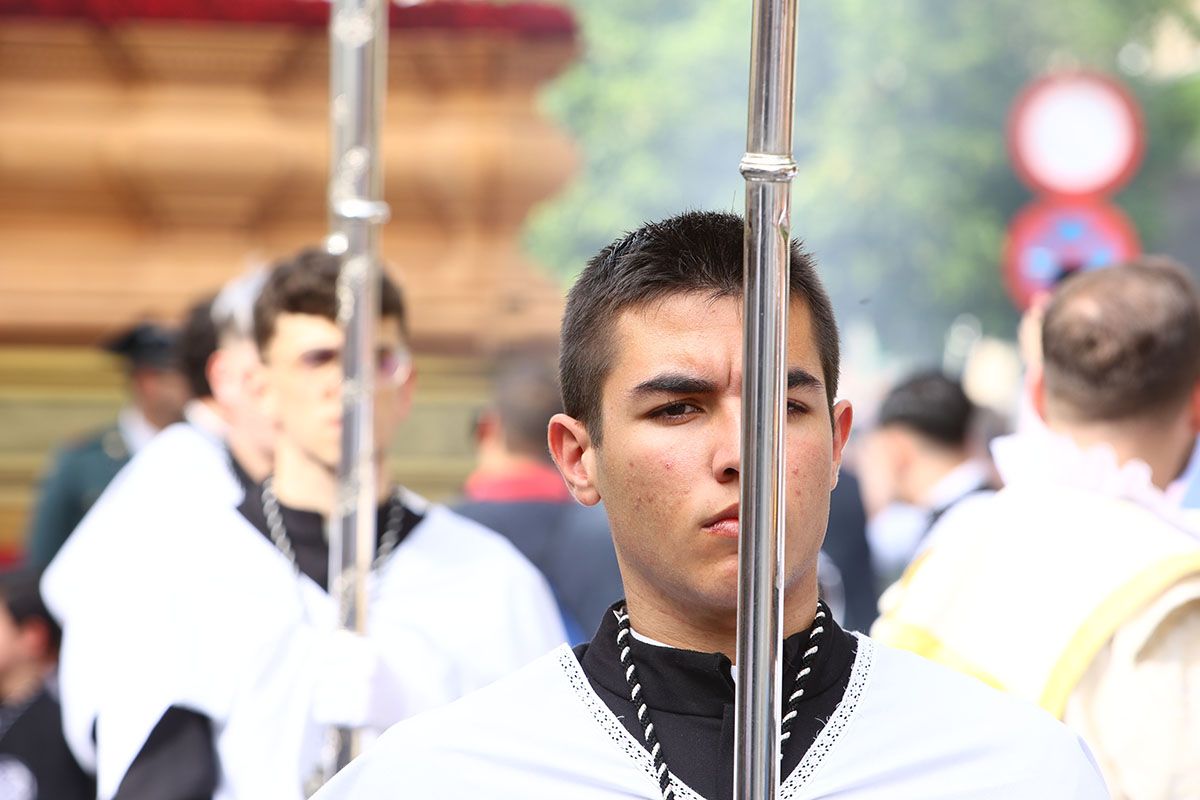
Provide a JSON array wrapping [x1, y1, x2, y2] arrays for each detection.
[[877, 370, 974, 447], [103, 323, 178, 370]]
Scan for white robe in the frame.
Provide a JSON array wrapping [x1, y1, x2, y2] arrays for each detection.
[[315, 636, 1108, 800], [42, 423, 566, 800]]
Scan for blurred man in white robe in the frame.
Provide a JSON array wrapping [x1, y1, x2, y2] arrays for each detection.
[[43, 252, 564, 799], [875, 257, 1200, 799]]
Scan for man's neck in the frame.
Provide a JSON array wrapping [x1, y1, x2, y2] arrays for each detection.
[[227, 432, 271, 484], [905, 451, 972, 510], [1049, 416, 1193, 490], [474, 441, 541, 477], [623, 581, 819, 663], [0, 662, 49, 705], [272, 441, 391, 514]]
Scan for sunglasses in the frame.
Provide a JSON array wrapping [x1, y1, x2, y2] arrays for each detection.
[[296, 345, 412, 382]]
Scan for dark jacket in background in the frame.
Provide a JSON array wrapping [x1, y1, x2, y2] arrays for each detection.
[[822, 472, 879, 633], [453, 499, 622, 643], [0, 685, 95, 800], [26, 426, 129, 567]]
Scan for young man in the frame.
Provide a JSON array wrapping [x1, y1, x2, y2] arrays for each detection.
[[874, 259, 1200, 799], [315, 212, 1105, 800], [0, 569, 94, 800], [43, 253, 564, 799]]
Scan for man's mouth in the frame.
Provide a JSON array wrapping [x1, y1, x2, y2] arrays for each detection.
[[702, 504, 740, 538]]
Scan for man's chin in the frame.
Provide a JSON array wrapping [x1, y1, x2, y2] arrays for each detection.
[[688, 573, 741, 616]]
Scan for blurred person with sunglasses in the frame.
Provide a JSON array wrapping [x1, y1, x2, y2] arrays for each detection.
[[47, 248, 564, 800]]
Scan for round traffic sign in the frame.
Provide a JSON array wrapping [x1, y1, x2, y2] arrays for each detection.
[[1009, 72, 1144, 198], [1003, 199, 1139, 310]]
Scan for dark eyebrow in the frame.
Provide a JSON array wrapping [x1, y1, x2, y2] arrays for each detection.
[[631, 369, 822, 399], [630, 373, 717, 398], [788, 368, 823, 391]]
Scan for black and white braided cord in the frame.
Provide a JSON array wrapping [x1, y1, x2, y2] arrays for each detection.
[[779, 601, 827, 750], [613, 600, 828, 799], [614, 606, 676, 800]]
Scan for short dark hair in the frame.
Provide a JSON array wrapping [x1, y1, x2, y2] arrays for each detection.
[[254, 248, 408, 354], [489, 351, 562, 461], [1042, 257, 1200, 422], [0, 568, 60, 652], [560, 210, 839, 443], [178, 294, 218, 400], [877, 370, 974, 448]]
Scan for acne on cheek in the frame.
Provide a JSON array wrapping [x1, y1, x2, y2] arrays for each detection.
[[789, 461, 831, 485]]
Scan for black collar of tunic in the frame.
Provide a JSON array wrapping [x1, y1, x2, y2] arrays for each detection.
[[574, 600, 857, 799], [230, 452, 423, 591]]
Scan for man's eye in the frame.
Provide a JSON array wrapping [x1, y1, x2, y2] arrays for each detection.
[[787, 400, 809, 415], [653, 402, 699, 420], [299, 348, 339, 369]]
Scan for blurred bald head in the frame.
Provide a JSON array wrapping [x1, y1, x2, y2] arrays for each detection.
[[1041, 257, 1200, 424]]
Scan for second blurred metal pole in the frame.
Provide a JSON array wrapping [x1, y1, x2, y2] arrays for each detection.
[[325, 0, 391, 780], [735, 0, 800, 797]]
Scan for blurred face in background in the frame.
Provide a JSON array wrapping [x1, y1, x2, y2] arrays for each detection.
[[858, 426, 912, 515], [261, 312, 413, 471], [131, 366, 188, 430], [209, 338, 275, 463]]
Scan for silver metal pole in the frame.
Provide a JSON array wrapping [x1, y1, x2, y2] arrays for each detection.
[[325, 0, 391, 780], [734, 0, 799, 797]]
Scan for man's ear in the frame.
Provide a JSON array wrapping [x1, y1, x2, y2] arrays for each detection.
[[830, 399, 853, 488], [474, 409, 499, 446], [1029, 365, 1047, 423], [17, 618, 52, 661], [392, 361, 417, 421], [1189, 382, 1200, 434], [548, 413, 601, 506], [257, 360, 280, 424]]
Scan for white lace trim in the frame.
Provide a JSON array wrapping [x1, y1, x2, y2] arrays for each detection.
[[556, 635, 877, 800], [556, 648, 707, 800], [779, 634, 876, 798]]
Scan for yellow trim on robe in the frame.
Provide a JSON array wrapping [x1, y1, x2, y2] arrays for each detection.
[[896, 550, 932, 590], [872, 619, 1007, 694], [1039, 552, 1200, 718]]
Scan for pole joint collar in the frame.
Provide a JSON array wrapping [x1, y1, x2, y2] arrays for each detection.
[[739, 153, 797, 182], [332, 198, 392, 224]]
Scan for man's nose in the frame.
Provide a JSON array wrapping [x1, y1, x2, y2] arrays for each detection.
[[713, 407, 741, 482]]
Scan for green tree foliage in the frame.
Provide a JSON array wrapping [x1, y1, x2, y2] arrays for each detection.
[[525, 0, 1200, 359]]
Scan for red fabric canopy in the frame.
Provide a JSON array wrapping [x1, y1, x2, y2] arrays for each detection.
[[0, 0, 576, 37]]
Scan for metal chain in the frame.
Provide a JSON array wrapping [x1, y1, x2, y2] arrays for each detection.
[[260, 477, 403, 577]]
